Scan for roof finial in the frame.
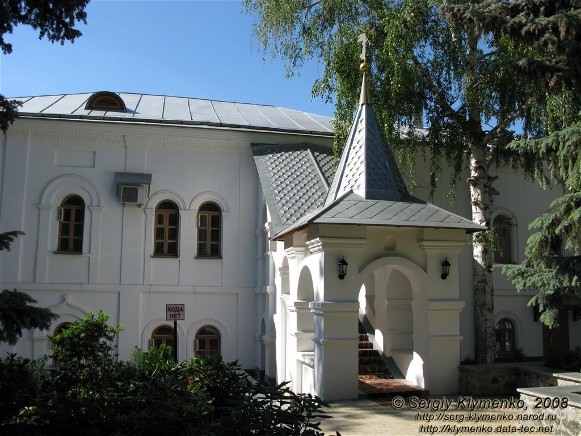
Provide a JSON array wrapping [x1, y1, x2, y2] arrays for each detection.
[[357, 32, 371, 104]]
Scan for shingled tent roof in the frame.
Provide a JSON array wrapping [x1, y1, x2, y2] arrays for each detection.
[[253, 72, 484, 238]]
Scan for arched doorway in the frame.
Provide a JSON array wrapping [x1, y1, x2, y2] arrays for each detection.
[[358, 258, 428, 389]]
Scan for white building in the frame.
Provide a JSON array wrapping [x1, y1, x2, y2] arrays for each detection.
[[1, 85, 579, 400]]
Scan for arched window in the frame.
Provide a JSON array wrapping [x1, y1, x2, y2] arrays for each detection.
[[495, 318, 516, 359], [85, 91, 126, 112], [51, 322, 72, 366], [53, 322, 72, 338], [195, 326, 221, 359], [493, 214, 513, 264], [154, 201, 179, 256], [197, 202, 221, 257], [150, 325, 175, 350], [57, 195, 85, 253]]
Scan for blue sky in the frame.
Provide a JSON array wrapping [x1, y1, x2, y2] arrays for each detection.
[[0, 0, 335, 117]]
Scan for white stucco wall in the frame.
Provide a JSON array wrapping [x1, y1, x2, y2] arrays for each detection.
[[0, 117, 330, 368]]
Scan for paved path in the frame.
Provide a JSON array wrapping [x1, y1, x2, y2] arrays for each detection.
[[319, 398, 421, 435], [318, 396, 524, 435]]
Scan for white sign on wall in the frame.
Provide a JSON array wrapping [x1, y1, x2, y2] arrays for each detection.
[[166, 304, 185, 321]]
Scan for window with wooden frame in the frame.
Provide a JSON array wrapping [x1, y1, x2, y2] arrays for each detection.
[[149, 325, 175, 350], [194, 325, 221, 359], [51, 322, 73, 366], [495, 318, 516, 359], [154, 201, 179, 256], [57, 195, 85, 253], [493, 214, 513, 264], [85, 91, 126, 112], [197, 202, 221, 258]]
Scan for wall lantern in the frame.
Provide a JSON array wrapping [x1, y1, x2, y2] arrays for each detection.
[[338, 257, 348, 280], [441, 258, 451, 280]]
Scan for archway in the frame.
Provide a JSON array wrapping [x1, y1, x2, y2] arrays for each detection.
[[295, 266, 315, 354], [358, 257, 428, 388]]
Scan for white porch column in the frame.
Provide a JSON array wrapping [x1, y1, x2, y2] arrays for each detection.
[[310, 301, 360, 400], [306, 236, 366, 400], [285, 299, 311, 392], [419, 235, 468, 394]]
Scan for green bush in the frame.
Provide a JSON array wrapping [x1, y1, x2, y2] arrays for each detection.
[[1, 311, 331, 435], [0, 353, 46, 426], [114, 346, 210, 436], [36, 310, 124, 435], [545, 346, 581, 372]]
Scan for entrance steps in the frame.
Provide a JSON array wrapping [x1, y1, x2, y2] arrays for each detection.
[[358, 320, 424, 398]]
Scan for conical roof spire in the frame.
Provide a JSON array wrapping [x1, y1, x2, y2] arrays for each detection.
[[324, 35, 409, 205]]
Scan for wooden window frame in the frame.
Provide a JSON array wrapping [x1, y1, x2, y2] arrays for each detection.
[[493, 214, 513, 264], [495, 318, 516, 359], [195, 325, 221, 359], [154, 201, 180, 257], [85, 91, 126, 112], [197, 202, 222, 258], [150, 325, 175, 350], [57, 195, 85, 254]]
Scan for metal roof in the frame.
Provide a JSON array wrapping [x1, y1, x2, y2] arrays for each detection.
[[325, 100, 409, 205], [275, 191, 485, 238], [265, 73, 484, 239], [252, 144, 334, 234], [11, 92, 333, 135]]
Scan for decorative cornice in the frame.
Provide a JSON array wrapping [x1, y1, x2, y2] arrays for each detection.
[[310, 301, 359, 315], [287, 300, 311, 312], [9, 126, 243, 152], [306, 239, 324, 255], [284, 247, 303, 260], [5, 127, 31, 141], [312, 336, 358, 345], [306, 237, 366, 254], [32, 129, 122, 146], [418, 240, 468, 254]]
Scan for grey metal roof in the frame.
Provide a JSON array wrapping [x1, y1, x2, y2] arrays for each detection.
[[11, 92, 333, 135], [252, 144, 334, 233], [325, 88, 408, 205], [268, 73, 484, 239], [275, 191, 485, 238]]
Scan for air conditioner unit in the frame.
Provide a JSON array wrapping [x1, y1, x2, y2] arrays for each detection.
[[120, 185, 146, 205]]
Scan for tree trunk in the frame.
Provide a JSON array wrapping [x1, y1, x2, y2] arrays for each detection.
[[464, 23, 496, 364], [469, 149, 496, 364]]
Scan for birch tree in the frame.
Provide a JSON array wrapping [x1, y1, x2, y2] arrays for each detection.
[[244, 0, 581, 363]]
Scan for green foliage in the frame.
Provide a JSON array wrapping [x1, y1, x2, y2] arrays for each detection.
[[0, 0, 89, 55], [0, 231, 59, 345], [545, 346, 581, 372], [37, 311, 124, 434], [0, 289, 58, 345], [215, 380, 330, 435], [131, 343, 176, 375], [2, 314, 330, 435], [502, 121, 581, 328], [245, 0, 581, 364], [243, 0, 578, 189], [0, 230, 24, 252], [0, 353, 46, 426]]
